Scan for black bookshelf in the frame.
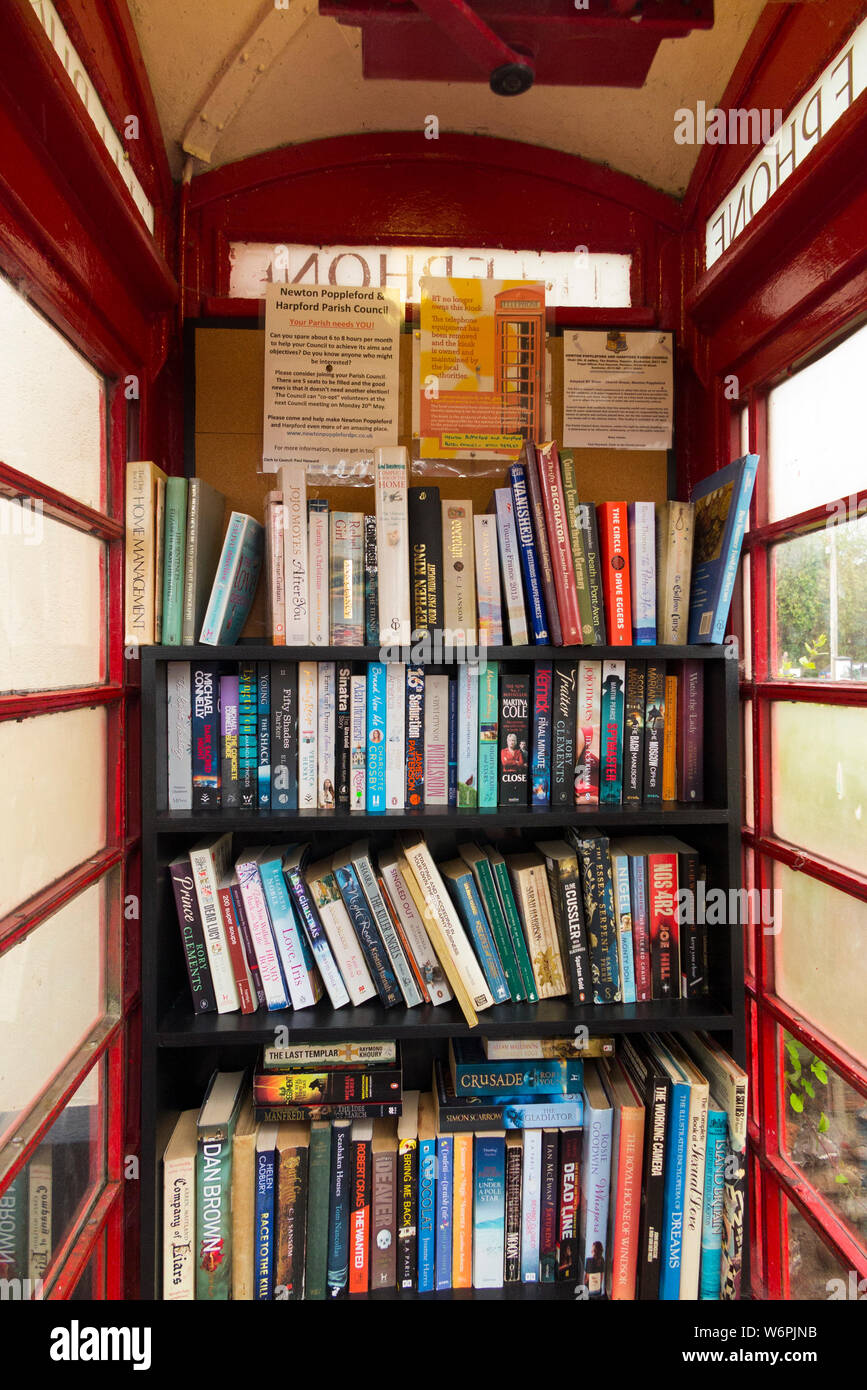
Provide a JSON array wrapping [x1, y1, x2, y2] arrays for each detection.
[[139, 643, 745, 1300]]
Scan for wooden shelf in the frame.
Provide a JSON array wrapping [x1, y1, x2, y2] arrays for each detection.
[[155, 803, 732, 833], [145, 643, 728, 663]]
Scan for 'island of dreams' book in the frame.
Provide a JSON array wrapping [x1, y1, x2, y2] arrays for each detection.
[[277, 463, 309, 644], [441, 499, 476, 643], [688, 454, 759, 645], [199, 512, 264, 646], [375, 446, 411, 645], [408, 485, 442, 637]]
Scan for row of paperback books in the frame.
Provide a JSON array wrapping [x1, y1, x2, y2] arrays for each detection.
[[167, 655, 704, 812], [163, 1031, 746, 1300], [125, 448, 758, 650], [170, 830, 710, 1026]]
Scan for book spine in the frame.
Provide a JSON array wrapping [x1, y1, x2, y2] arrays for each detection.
[[611, 854, 637, 1005], [599, 659, 625, 805], [263, 1041, 398, 1068], [474, 514, 503, 645], [658, 501, 694, 645], [537, 441, 581, 644], [405, 664, 425, 808], [254, 1067, 401, 1105], [326, 1123, 351, 1298], [452, 1133, 473, 1289], [308, 498, 330, 646], [539, 1130, 560, 1282], [235, 858, 290, 1009], [255, 1104, 400, 1123], [574, 832, 621, 1003], [348, 1133, 372, 1294], [530, 661, 552, 807], [504, 1139, 523, 1283], [662, 672, 678, 802], [509, 464, 549, 644], [721, 1140, 746, 1300], [166, 661, 192, 811], [237, 663, 257, 810], [189, 844, 239, 1012], [578, 503, 607, 643], [418, 1134, 437, 1293], [659, 1082, 690, 1300], [364, 513, 379, 645], [154, 474, 166, 643], [556, 1129, 581, 1282], [628, 502, 656, 644], [551, 661, 577, 807], [441, 499, 476, 642], [355, 854, 422, 1007], [452, 1055, 584, 1096], [397, 1135, 418, 1290], [298, 660, 318, 810], [699, 1110, 727, 1300], [648, 851, 680, 1000], [191, 663, 221, 809], [349, 675, 366, 809], [229, 880, 267, 1008], [331, 865, 402, 1007], [275, 1143, 307, 1300], [678, 660, 704, 802], [216, 882, 255, 1013], [548, 858, 591, 1007], [559, 448, 594, 643], [472, 1133, 505, 1290], [264, 490, 286, 645], [580, 1100, 613, 1298], [408, 485, 442, 638], [623, 661, 646, 805], [447, 676, 458, 805], [608, 1104, 644, 1301], [318, 661, 336, 809], [457, 663, 478, 807], [521, 1129, 542, 1282], [197, 1133, 233, 1300], [163, 1146, 196, 1299], [491, 859, 538, 1003], [574, 659, 601, 805], [677, 850, 704, 998], [471, 859, 523, 1003], [305, 1122, 331, 1301], [330, 512, 364, 644], [522, 444, 562, 646], [199, 514, 258, 646], [161, 476, 188, 646], [644, 661, 666, 803], [598, 501, 632, 645], [335, 664, 352, 809], [498, 672, 530, 806], [124, 460, 156, 646], [385, 662, 406, 810], [423, 673, 448, 806], [400, 839, 494, 1015], [284, 865, 352, 1010], [279, 464, 308, 643], [180, 479, 200, 646], [435, 1134, 454, 1290], [258, 859, 319, 1010], [256, 663, 271, 809], [477, 661, 499, 809], [381, 858, 451, 1004], [493, 488, 528, 645], [370, 1149, 397, 1289], [692, 456, 758, 645], [375, 447, 411, 644], [169, 858, 217, 1012], [270, 663, 297, 810], [445, 874, 509, 1003], [629, 855, 653, 1002], [366, 662, 387, 813]]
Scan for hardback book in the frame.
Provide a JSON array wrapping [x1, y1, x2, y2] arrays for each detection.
[[304, 1119, 332, 1300], [577, 502, 607, 644], [678, 660, 704, 802], [609, 846, 637, 1005], [417, 1095, 437, 1293], [599, 659, 626, 806], [329, 850, 402, 1008], [579, 1062, 613, 1298], [600, 1057, 645, 1302], [623, 661, 646, 805], [556, 1128, 581, 1281], [405, 664, 425, 808], [661, 1033, 709, 1302], [350, 674, 366, 809], [237, 663, 257, 810], [375, 445, 411, 644], [539, 1129, 560, 1282], [569, 827, 622, 1003], [169, 854, 217, 1012], [161, 475, 188, 646], [199, 512, 264, 646], [504, 1132, 523, 1283], [257, 662, 271, 810], [303, 854, 378, 1007], [452, 1131, 474, 1290], [408, 485, 442, 638], [423, 673, 449, 806], [366, 662, 387, 814], [457, 842, 525, 1003], [644, 1035, 691, 1301], [498, 672, 530, 806], [492, 488, 528, 645], [449, 1037, 584, 1097], [551, 661, 577, 807], [505, 852, 568, 1001], [436, 1130, 454, 1290], [348, 1120, 373, 1294], [326, 1120, 352, 1298], [189, 834, 240, 1012], [574, 659, 602, 805], [380, 849, 452, 1005], [162, 1109, 198, 1300], [473, 514, 503, 645], [277, 463, 309, 644], [484, 847, 538, 1003], [181, 478, 226, 645], [270, 663, 298, 810], [662, 672, 678, 802], [370, 1118, 398, 1290], [231, 1096, 257, 1300], [618, 1036, 670, 1300], [457, 662, 478, 807], [257, 846, 322, 1010], [441, 498, 476, 643], [282, 845, 352, 1010], [688, 454, 759, 645], [215, 873, 256, 1013], [534, 839, 591, 1007], [559, 448, 595, 643], [318, 662, 336, 809], [234, 852, 290, 1010], [364, 513, 379, 646], [308, 497, 330, 646], [352, 840, 422, 1007], [682, 1032, 748, 1158], [656, 500, 695, 645], [597, 500, 632, 645], [698, 1098, 728, 1300], [228, 883, 265, 1013], [521, 1128, 542, 1282], [627, 501, 657, 644], [254, 1125, 277, 1298], [521, 442, 562, 646], [264, 489, 286, 645], [385, 662, 406, 810], [440, 859, 510, 1003], [644, 660, 666, 804], [275, 1121, 309, 1300], [397, 1091, 420, 1291], [166, 660, 192, 811], [329, 511, 364, 644], [124, 459, 167, 646], [297, 661, 318, 811], [509, 461, 550, 644], [473, 1131, 506, 1290], [196, 1070, 246, 1300], [335, 664, 352, 809], [191, 661, 221, 810], [530, 660, 553, 807], [536, 440, 582, 644], [433, 1060, 582, 1133]]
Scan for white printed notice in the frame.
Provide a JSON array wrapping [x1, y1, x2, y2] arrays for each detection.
[[562, 329, 673, 450], [262, 283, 401, 471]]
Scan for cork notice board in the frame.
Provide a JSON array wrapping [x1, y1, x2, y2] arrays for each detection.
[[193, 324, 670, 638]]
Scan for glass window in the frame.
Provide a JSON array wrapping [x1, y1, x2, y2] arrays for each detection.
[[742, 700, 754, 830], [772, 514, 867, 682], [785, 1200, 849, 1299], [771, 703, 867, 875]]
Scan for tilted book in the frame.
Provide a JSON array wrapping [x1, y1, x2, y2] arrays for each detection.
[[537, 440, 582, 644], [509, 461, 549, 644], [199, 512, 263, 646], [302, 855, 376, 1007], [522, 442, 562, 646], [189, 834, 240, 1012], [257, 847, 322, 1010], [330, 851, 402, 1008], [492, 488, 528, 645], [181, 478, 226, 646], [559, 448, 595, 643], [688, 454, 758, 645], [283, 845, 352, 1010], [234, 851, 290, 1010]]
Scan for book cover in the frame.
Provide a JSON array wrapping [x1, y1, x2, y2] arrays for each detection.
[[688, 454, 759, 645], [348, 1120, 373, 1294], [385, 661, 406, 810], [457, 662, 478, 807], [308, 497, 330, 646], [375, 446, 411, 645], [678, 660, 704, 802], [270, 663, 298, 810], [577, 502, 607, 644], [318, 661, 336, 809], [498, 672, 530, 806], [350, 673, 366, 809], [408, 485, 442, 637], [405, 664, 425, 808], [335, 663, 352, 809], [644, 660, 666, 804], [237, 662, 257, 811], [304, 1119, 332, 1300], [536, 440, 582, 644], [628, 501, 657, 644], [199, 512, 264, 646], [370, 1118, 398, 1290], [191, 662, 221, 810], [579, 1062, 613, 1299], [530, 660, 553, 807], [278, 463, 309, 644], [599, 659, 626, 806], [169, 855, 217, 1013], [521, 442, 562, 646], [473, 1131, 506, 1290], [364, 513, 379, 646], [601, 1057, 645, 1302], [441, 498, 476, 643], [297, 661, 318, 811], [597, 500, 632, 646], [509, 461, 550, 644], [623, 661, 646, 806], [473, 514, 503, 645], [257, 662, 271, 810], [656, 500, 695, 645], [574, 659, 601, 805], [492, 488, 528, 645], [329, 512, 364, 644], [166, 660, 192, 811], [551, 661, 577, 807], [423, 673, 449, 806], [181, 478, 225, 646], [539, 1129, 560, 1283], [264, 490, 286, 645], [365, 663, 387, 813]]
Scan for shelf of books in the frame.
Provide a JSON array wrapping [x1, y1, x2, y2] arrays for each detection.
[[138, 441, 752, 1303]]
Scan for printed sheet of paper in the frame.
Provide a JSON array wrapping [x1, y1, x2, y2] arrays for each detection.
[[563, 330, 673, 449]]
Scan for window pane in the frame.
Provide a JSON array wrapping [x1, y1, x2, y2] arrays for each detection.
[[0, 873, 118, 1147], [780, 1030, 867, 1249], [742, 699, 754, 830], [771, 703, 867, 875], [768, 321, 867, 522], [0, 275, 104, 511], [786, 1200, 848, 1299], [773, 515, 867, 681], [69, 1228, 105, 1300], [0, 504, 105, 693], [0, 707, 107, 918], [743, 846, 755, 978], [0, 1059, 104, 1297], [741, 550, 752, 680], [773, 862, 867, 1060]]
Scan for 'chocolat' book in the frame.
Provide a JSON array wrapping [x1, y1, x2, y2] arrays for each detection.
[[498, 673, 530, 807]]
